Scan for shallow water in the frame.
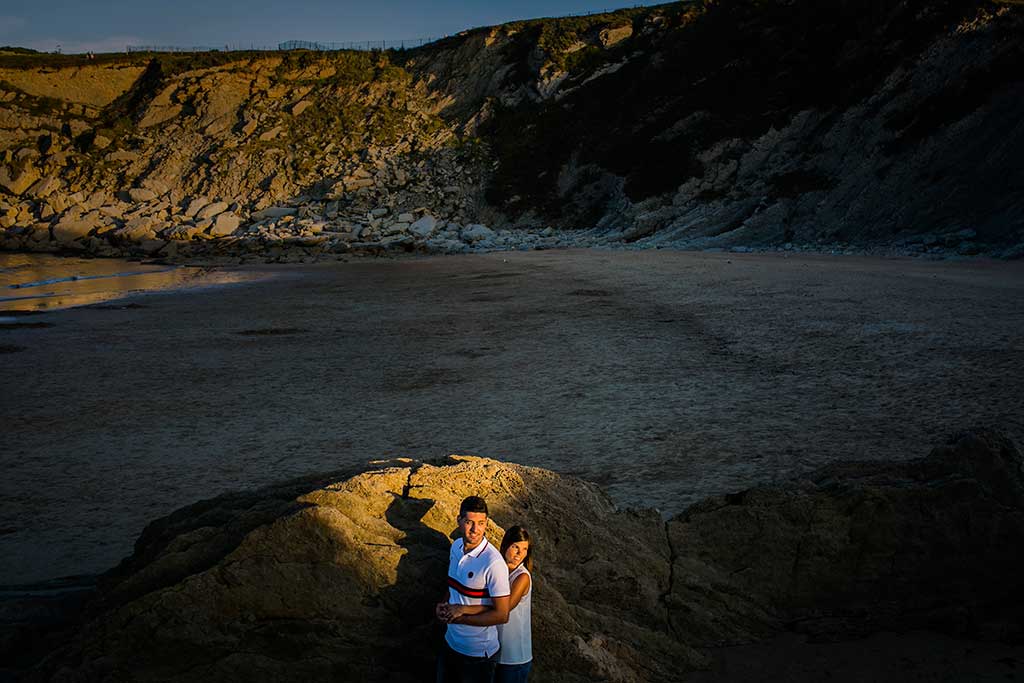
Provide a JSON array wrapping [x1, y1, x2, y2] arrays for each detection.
[[0, 253, 257, 312]]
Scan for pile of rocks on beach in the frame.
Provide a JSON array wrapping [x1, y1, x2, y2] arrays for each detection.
[[4, 187, 1015, 263], [0, 189, 601, 261]]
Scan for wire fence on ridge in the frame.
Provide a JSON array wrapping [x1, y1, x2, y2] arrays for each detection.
[[126, 38, 442, 53], [123, 4, 661, 54]]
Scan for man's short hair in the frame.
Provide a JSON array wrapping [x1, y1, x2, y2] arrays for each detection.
[[459, 495, 488, 517]]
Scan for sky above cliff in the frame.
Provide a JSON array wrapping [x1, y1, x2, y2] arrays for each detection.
[[1, 0, 662, 54]]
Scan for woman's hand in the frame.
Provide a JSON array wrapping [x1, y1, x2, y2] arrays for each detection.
[[445, 604, 470, 623], [435, 602, 453, 622], [435, 602, 489, 623]]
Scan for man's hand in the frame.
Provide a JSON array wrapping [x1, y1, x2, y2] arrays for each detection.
[[435, 602, 449, 622]]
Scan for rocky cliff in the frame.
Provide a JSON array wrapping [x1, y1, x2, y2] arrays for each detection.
[[21, 431, 1024, 681], [0, 0, 1022, 260]]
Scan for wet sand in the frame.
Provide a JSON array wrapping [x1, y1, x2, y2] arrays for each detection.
[[0, 253, 261, 312], [1, 249, 1023, 585]]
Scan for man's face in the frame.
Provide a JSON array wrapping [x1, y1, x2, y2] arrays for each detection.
[[458, 511, 487, 547]]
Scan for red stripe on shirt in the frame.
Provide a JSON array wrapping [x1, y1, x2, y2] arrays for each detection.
[[448, 576, 490, 598]]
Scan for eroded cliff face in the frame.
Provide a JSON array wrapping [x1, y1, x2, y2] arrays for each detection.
[[474, 0, 1024, 253], [0, 0, 1022, 259], [32, 432, 1024, 682]]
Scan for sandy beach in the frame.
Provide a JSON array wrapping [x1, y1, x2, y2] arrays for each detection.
[[2, 249, 1023, 585]]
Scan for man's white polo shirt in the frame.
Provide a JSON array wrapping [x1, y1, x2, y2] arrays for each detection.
[[445, 536, 510, 657]]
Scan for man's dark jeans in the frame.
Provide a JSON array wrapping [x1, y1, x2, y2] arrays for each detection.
[[436, 640, 499, 683]]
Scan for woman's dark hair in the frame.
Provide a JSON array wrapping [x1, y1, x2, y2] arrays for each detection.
[[500, 525, 533, 572]]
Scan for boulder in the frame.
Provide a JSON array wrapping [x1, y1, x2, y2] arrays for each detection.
[[258, 126, 282, 142], [84, 192, 108, 210], [143, 180, 171, 197], [94, 221, 120, 236], [290, 100, 312, 116], [209, 213, 241, 236], [383, 222, 411, 235], [138, 239, 167, 255], [98, 204, 127, 220], [26, 176, 59, 199], [461, 223, 495, 243], [38, 432, 1024, 682], [183, 197, 209, 218], [0, 166, 39, 196], [116, 216, 159, 242], [45, 194, 69, 213], [599, 25, 633, 47], [27, 223, 51, 242], [197, 201, 229, 220], [51, 218, 94, 243], [162, 224, 201, 240], [251, 206, 297, 220], [128, 188, 158, 203], [409, 215, 438, 238], [240, 119, 259, 137], [105, 150, 139, 163], [344, 177, 375, 191], [426, 237, 469, 254]]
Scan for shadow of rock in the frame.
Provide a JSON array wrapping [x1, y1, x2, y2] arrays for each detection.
[[23, 431, 1024, 682]]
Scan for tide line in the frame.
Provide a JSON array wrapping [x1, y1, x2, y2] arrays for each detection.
[[8, 268, 177, 289]]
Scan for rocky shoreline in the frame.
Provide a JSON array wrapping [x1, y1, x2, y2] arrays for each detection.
[[3, 190, 1019, 264], [5, 431, 1022, 681]]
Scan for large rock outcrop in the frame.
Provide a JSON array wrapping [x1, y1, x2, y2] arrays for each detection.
[[34, 431, 1024, 682], [667, 430, 1024, 643]]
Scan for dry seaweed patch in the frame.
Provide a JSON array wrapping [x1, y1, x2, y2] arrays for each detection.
[[35, 432, 1024, 682]]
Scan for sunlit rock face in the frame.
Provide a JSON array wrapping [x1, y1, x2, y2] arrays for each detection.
[[43, 433, 1024, 682]]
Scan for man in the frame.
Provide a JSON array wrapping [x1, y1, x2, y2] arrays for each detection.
[[436, 495, 511, 682]]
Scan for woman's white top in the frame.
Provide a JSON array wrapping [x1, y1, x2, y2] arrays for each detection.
[[497, 564, 532, 665]]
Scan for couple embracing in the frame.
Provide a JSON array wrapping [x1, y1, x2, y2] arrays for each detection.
[[436, 496, 533, 683]]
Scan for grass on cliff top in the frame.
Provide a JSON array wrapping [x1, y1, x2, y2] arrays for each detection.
[[503, 2, 695, 68], [0, 46, 416, 78], [272, 49, 411, 86], [0, 49, 274, 73]]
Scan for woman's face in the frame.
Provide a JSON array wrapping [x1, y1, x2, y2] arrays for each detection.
[[504, 540, 529, 568]]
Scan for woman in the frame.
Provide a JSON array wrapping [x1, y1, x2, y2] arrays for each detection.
[[446, 525, 533, 682], [495, 526, 532, 682]]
